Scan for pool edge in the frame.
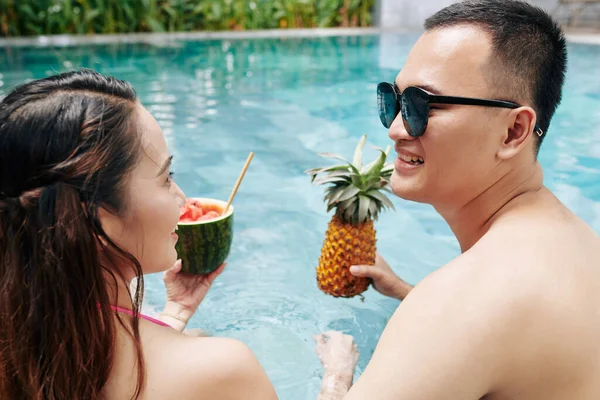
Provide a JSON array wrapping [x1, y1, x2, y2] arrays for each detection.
[[1, 27, 598, 48], [0, 27, 409, 48]]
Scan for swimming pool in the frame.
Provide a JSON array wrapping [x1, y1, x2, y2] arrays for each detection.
[[1, 32, 599, 399]]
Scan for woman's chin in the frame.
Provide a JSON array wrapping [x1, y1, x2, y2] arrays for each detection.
[[140, 253, 178, 275]]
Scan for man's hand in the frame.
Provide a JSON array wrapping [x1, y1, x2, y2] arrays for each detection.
[[314, 331, 359, 374], [314, 331, 359, 400], [349, 252, 413, 300]]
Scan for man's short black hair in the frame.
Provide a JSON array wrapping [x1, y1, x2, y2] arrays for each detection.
[[424, 0, 567, 153]]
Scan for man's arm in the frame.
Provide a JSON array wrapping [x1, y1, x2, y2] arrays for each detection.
[[345, 259, 520, 399], [314, 331, 359, 400], [318, 370, 353, 400]]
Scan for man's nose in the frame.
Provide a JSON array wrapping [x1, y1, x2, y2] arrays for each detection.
[[388, 115, 416, 143]]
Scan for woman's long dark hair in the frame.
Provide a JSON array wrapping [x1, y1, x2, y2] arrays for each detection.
[[0, 70, 147, 399]]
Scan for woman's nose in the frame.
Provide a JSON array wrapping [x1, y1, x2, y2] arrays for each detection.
[[173, 183, 186, 208]]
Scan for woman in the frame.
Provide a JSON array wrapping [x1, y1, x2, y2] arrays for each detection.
[[0, 69, 282, 399], [0, 69, 359, 400]]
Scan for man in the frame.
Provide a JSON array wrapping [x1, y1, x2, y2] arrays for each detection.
[[315, 0, 600, 399]]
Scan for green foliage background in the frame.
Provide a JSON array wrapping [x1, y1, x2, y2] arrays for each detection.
[[0, 0, 374, 37]]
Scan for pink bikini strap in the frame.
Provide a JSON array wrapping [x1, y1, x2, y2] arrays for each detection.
[[109, 305, 172, 328]]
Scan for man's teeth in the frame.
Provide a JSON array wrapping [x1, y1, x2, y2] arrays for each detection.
[[399, 153, 424, 165]]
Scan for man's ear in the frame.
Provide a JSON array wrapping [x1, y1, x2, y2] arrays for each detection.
[[497, 106, 538, 160]]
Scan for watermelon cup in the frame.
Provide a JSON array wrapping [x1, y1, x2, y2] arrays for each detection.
[[174, 198, 234, 275]]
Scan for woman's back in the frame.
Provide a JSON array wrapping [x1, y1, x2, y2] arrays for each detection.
[[104, 318, 277, 400]]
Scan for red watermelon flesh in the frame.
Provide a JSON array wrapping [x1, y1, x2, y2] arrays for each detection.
[[179, 199, 223, 222]]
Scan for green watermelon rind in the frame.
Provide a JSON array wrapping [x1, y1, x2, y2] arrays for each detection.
[[175, 198, 234, 275]]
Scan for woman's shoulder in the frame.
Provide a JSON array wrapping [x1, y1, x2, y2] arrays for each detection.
[[147, 333, 278, 399]]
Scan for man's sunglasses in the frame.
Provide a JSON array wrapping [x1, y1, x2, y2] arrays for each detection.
[[377, 82, 543, 138]]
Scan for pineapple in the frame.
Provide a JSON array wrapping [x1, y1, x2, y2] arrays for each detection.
[[306, 135, 395, 298]]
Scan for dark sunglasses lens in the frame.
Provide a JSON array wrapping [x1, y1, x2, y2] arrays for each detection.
[[402, 87, 429, 137], [377, 83, 398, 129]]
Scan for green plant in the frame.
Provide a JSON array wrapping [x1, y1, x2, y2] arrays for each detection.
[[0, 0, 374, 37]]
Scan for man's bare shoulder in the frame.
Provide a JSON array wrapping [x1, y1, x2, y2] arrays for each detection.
[[398, 249, 527, 327], [479, 198, 600, 266], [472, 208, 600, 294], [347, 254, 520, 399], [147, 334, 278, 400], [349, 237, 598, 399]]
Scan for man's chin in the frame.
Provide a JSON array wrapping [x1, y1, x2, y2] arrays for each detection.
[[390, 178, 427, 203]]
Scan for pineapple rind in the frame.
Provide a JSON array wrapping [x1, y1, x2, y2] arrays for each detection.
[[316, 215, 376, 297]]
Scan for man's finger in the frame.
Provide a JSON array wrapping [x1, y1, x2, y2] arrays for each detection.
[[349, 265, 381, 278], [313, 333, 326, 346]]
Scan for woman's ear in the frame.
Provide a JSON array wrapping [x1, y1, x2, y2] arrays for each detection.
[[97, 206, 124, 246]]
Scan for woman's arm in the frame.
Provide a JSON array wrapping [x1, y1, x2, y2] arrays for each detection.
[[159, 260, 226, 331], [158, 300, 192, 332], [180, 337, 279, 400]]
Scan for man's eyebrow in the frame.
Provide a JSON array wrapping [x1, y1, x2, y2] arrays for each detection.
[[156, 155, 173, 177], [394, 81, 443, 95]]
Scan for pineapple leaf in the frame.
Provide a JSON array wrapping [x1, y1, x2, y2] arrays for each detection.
[[317, 153, 361, 177], [313, 176, 350, 186], [305, 164, 350, 175], [322, 171, 354, 179], [326, 187, 345, 206], [340, 196, 356, 210], [360, 160, 376, 175], [305, 167, 324, 176], [308, 135, 395, 221], [324, 185, 340, 197], [359, 149, 384, 174], [352, 134, 367, 171], [367, 189, 396, 211], [363, 174, 383, 188], [343, 198, 358, 222], [312, 171, 353, 186], [367, 198, 379, 220], [317, 152, 350, 164], [358, 194, 371, 223], [379, 179, 391, 188], [364, 147, 388, 177], [337, 186, 361, 203], [382, 163, 394, 174], [331, 185, 350, 204], [359, 151, 387, 175]]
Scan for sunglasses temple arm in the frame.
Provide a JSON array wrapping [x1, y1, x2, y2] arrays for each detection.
[[428, 95, 520, 109]]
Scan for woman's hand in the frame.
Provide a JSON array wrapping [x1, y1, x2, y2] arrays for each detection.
[[160, 260, 225, 331], [350, 252, 413, 300]]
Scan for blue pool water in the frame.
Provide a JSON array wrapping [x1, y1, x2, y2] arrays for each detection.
[[2, 33, 600, 398]]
